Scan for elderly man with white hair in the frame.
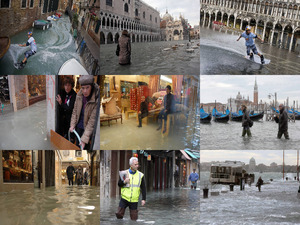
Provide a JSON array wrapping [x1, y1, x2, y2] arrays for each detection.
[[115, 157, 146, 221]]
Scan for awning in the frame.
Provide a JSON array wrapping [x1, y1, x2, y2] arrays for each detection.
[[185, 150, 198, 159], [180, 150, 191, 160]]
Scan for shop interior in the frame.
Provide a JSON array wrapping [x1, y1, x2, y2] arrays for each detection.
[[100, 75, 200, 150]]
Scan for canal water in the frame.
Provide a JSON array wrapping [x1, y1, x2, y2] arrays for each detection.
[[0, 16, 80, 75], [100, 108, 200, 150], [200, 118, 300, 150], [200, 28, 300, 75], [0, 100, 54, 149], [0, 185, 100, 225], [100, 40, 200, 75], [200, 171, 300, 224], [100, 188, 200, 225]]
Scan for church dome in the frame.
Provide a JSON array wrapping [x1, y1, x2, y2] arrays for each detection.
[[162, 10, 173, 22]]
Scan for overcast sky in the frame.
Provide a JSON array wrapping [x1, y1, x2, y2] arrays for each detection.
[[201, 150, 299, 166], [200, 75, 300, 106], [143, 0, 200, 26]]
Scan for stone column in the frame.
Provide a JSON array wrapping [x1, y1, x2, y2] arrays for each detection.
[[262, 24, 266, 41], [203, 14, 206, 27], [289, 31, 294, 51], [227, 17, 230, 27], [233, 17, 236, 29], [208, 14, 211, 28], [270, 24, 275, 45], [240, 20, 243, 30], [280, 27, 285, 48], [255, 23, 258, 34]]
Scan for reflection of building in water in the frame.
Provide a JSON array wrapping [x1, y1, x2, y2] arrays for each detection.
[[0, 150, 60, 191], [249, 157, 256, 172], [160, 10, 190, 41], [100, 0, 161, 44], [200, 0, 300, 52], [100, 150, 200, 199]]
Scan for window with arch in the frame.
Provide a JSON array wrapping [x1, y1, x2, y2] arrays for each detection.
[[106, 0, 112, 6], [150, 15, 152, 21], [135, 8, 138, 16], [124, 3, 129, 12], [155, 17, 157, 23], [143, 11, 145, 18]]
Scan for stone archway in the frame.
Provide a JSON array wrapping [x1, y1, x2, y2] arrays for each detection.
[[107, 32, 113, 44], [100, 31, 105, 44]]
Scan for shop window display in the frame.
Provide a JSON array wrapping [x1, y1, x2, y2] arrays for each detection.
[[2, 151, 33, 183]]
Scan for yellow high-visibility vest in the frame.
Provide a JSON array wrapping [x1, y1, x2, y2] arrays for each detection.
[[121, 169, 144, 203]]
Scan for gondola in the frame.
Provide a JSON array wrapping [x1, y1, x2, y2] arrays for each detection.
[[289, 110, 300, 120], [212, 108, 229, 122], [200, 107, 212, 123], [249, 111, 264, 121], [231, 110, 243, 121]]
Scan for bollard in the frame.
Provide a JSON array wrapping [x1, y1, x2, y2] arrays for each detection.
[[203, 188, 209, 199], [230, 184, 234, 191]]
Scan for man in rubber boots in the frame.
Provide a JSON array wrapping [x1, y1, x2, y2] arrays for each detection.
[[18, 32, 37, 66], [188, 169, 199, 190], [241, 105, 252, 137], [116, 157, 146, 221], [157, 85, 175, 133], [237, 26, 265, 64], [277, 104, 289, 139]]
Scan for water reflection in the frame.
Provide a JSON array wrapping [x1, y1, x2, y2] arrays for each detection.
[[100, 108, 200, 150], [0, 17, 80, 75], [100, 40, 200, 75], [100, 188, 200, 225], [200, 28, 300, 75], [200, 120, 300, 150], [0, 185, 100, 225], [0, 100, 54, 149]]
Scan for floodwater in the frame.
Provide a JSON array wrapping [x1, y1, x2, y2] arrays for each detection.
[[200, 172, 300, 224], [200, 28, 300, 75], [100, 108, 200, 150], [0, 185, 100, 225], [0, 16, 80, 75], [100, 188, 200, 225], [100, 40, 200, 75], [200, 118, 300, 150], [0, 100, 54, 149]]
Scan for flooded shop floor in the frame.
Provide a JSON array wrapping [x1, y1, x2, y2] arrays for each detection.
[[0, 185, 100, 225]]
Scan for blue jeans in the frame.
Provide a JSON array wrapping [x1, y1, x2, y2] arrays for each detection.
[[246, 45, 258, 55]]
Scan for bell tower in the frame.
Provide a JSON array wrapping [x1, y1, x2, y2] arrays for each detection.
[[254, 77, 258, 105]]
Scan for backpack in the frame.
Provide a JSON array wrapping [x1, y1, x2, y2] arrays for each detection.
[[249, 119, 253, 127]]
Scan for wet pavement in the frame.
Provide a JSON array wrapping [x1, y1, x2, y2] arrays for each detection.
[[100, 109, 200, 150], [0, 16, 80, 75], [200, 119, 300, 150], [200, 172, 300, 224], [200, 28, 300, 75], [0, 185, 100, 225], [100, 40, 200, 75], [100, 188, 200, 225], [0, 100, 54, 149]]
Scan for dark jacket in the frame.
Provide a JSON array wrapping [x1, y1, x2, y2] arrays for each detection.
[[279, 107, 288, 132], [140, 101, 148, 115], [118, 34, 131, 65], [164, 93, 175, 113], [66, 165, 75, 179], [257, 178, 263, 186], [118, 176, 146, 201], [242, 109, 251, 127], [58, 89, 77, 134]]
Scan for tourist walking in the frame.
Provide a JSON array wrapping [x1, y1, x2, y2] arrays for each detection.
[[241, 105, 252, 137], [117, 30, 131, 65]]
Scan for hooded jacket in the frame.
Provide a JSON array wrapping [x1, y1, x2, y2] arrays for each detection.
[[242, 108, 251, 127], [279, 106, 288, 132], [70, 83, 99, 144], [118, 34, 131, 65]]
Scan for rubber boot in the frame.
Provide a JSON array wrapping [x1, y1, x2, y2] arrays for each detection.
[[156, 119, 162, 131], [130, 209, 138, 221], [260, 55, 265, 64], [115, 207, 125, 219], [249, 53, 254, 60]]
